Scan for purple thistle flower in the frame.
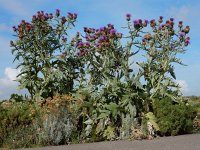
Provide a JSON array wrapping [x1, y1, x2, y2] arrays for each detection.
[[160, 16, 163, 20], [76, 41, 84, 48], [56, 9, 60, 17], [49, 13, 53, 19], [110, 29, 116, 35], [150, 19, 156, 27], [170, 18, 174, 21], [185, 37, 190, 45], [44, 13, 49, 19], [160, 24, 165, 29], [84, 42, 90, 47], [99, 36, 105, 41], [21, 20, 25, 24], [68, 12, 73, 16], [133, 20, 142, 29], [32, 15, 37, 21], [185, 39, 190, 45], [95, 43, 100, 47], [143, 20, 149, 27], [159, 16, 163, 23], [85, 36, 89, 41], [126, 13, 131, 18], [100, 27, 105, 31], [12, 26, 17, 32], [179, 32, 185, 37], [68, 12, 73, 20], [74, 13, 78, 19], [61, 16, 67, 24], [144, 20, 149, 24], [108, 24, 114, 29], [133, 20, 139, 25], [126, 13, 131, 21]]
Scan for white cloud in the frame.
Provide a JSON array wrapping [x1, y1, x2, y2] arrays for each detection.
[[5, 67, 20, 80], [0, 67, 26, 100], [176, 80, 189, 94]]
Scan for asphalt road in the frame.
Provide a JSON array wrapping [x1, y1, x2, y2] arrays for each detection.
[[21, 134, 200, 150]]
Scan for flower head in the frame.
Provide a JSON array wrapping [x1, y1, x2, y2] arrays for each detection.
[[178, 21, 183, 28], [49, 13, 53, 19], [150, 19, 156, 27], [110, 29, 116, 35], [179, 32, 185, 38], [56, 9, 60, 17], [183, 26, 190, 34], [107, 24, 114, 29], [61, 16, 67, 24], [74, 13, 78, 19], [143, 33, 152, 40], [159, 16, 163, 23], [143, 20, 149, 27], [133, 19, 142, 29], [12, 26, 17, 32], [32, 15, 37, 22], [126, 13, 131, 21], [184, 37, 190, 46]]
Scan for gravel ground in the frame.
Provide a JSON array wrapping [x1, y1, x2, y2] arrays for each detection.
[[20, 134, 200, 150]]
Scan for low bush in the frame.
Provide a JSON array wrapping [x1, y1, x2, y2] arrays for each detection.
[[36, 95, 79, 146], [0, 99, 38, 148], [0, 94, 81, 148], [153, 98, 197, 136]]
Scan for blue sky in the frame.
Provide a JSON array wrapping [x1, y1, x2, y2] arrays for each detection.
[[0, 0, 200, 99]]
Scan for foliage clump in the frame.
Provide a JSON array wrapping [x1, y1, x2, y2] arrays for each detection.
[[153, 98, 196, 136], [36, 95, 78, 145], [0, 97, 37, 148]]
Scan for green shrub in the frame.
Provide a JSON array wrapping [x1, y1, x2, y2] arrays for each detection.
[[153, 98, 196, 136], [0, 100, 38, 148], [0, 95, 79, 148], [2, 124, 39, 149]]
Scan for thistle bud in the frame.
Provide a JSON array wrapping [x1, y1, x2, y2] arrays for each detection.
[[143, 33, 152, 40], [143, 20, 149, 27], [158, 16, 163, 23], [61, 16, 67, 24], [74, 13, 78, 19], [67, 12, 73, 20], [183, 26, 190, 34], [178, 21, 183, 28], [126, 13, 131, 21], [150, 19, 156, 27], [12, 26, 17, 32], [49, 13, 53, 19], [56, 9, 60, 17], [10, 40, 14, 46]]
